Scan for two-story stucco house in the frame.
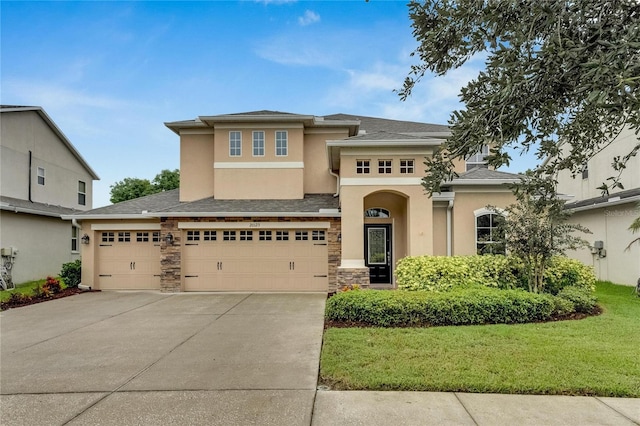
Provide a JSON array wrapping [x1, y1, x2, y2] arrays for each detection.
[[1, 106, 99, 284], [556, 126, 640, 286], [70, 111, 518, 292]]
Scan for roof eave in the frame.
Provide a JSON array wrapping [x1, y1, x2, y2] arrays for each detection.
[[565, 194, 640, 213], [2, 205, 67, 218], [443, 179, 519, 186], [146, 211, 342, 218]]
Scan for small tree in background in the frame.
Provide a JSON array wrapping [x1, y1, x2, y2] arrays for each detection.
[[495, 181, 590, 293], [109, 169, 179, 203]]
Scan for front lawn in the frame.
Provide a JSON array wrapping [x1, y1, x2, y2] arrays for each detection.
[[0, 278, 49, 302], [320, 281, 640, 397]]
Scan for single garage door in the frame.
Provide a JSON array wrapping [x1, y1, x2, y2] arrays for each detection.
[[97, 231, 161, 290], [183, 228, 328, 291]]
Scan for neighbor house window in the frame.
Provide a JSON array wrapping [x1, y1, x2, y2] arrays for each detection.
[[400, 159, 414, 174], [78, 181, 86, 206], [476, 212, 505, 255], [378, 160, 392, 174], [581, 163, 589, 179], [253, 131, 265, 156], [37, 167, 45, 185], [466, 145, 489, 170], [71, 227, 78, 252], [275, 131, 288, 156], [229, 131, 242, 157], [356, 160, 370, 174]]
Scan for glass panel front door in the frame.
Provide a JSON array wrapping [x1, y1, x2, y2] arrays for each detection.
[[364, 224, 392, 284]]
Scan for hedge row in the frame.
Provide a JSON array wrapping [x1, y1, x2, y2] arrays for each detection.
[[395, 255, 596, 294], [325, 287, 589, 327]]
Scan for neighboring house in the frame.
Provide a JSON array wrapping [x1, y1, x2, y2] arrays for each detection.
[[556, 126, 640, 286], [0, 106, 99, 284], [70, 111, 518, 292]]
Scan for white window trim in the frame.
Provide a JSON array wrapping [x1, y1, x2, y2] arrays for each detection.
[[400, 159, 415, 174], [37, 167, 45, 185], [474, 208, 506, 254], [378, 159, 392, 174], [466, 145, 489, 170], [78, 181, 86, 206], [71, 227, 79, 253], [275, 130, 288, 157], [229, 131, 242, 157], [252, 131, 265, 157]]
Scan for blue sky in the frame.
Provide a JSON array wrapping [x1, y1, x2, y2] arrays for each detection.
[[2, 1, 537, 207]]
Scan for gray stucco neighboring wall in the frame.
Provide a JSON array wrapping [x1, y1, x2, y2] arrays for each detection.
[[0, 211, 79, 284]]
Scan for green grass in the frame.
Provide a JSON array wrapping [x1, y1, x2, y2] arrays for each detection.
[[320, 281, 640, 397], [0, 277, 67, 302]]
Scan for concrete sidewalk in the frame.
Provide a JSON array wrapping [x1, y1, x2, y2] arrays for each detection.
[[1, 291, 638, 425]]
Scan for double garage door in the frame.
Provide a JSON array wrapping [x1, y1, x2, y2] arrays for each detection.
[[183, 228, 328, 292]]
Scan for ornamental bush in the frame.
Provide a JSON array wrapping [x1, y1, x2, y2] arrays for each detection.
[[325, 287, 565, 327], [557, 286, 598, 314], [60, 260, 82, 288], [395, 255, 520, 292], [395, 255, 595, 295]]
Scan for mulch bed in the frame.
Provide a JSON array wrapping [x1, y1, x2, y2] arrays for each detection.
[[0, 287, 88, 311]]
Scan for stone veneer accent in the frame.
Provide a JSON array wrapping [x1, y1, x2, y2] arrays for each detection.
[[160, 216, 341, 293], [336, 267, 371, 290]]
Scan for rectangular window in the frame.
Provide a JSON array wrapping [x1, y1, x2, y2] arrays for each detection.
[[466, 145, 489, 171], [118, 232, 131, 242], [136, 232, 149, 242], [37, 167, 45, 185], [400, 159, 414, 174], [275, 131, 288, 156], [295, 231, 309, 241], [102, 232, 114, 242], [78, 181, 86, 206], [152, 232, 161, 243], [253, 131, 265, 156], [259, 230, 272, 241], [239, 230, 253, 241], [229, 131, 242, 157], [581, 164, 589, 179], [276, 230, 289, 241], [378, 160, 392, 174], [312, 230, 325, 241], [71, 227, 78, 252], [204, 231, 216, 241], [356, 160, 370, 174], [187, 230, 200, 241], [223, 230, 236, 241]]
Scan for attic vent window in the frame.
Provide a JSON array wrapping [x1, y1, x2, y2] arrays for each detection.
[[365, 208, 390, 218]]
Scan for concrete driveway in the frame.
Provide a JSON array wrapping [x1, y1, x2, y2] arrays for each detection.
[[1, 291, 326, 425]]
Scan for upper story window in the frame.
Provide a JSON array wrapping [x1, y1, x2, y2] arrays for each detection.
[[466, 145, 489, 171], [253, 131, 265, 156], [78, 181, 86, 206], [400, 159, 414, 174], [275, 131, 288, 156], [581, 163, 589, 179], [37, 167, 45, 185], [476, 211, 505, 255], [356, 160, 370, 174], [378, 160, 392, 174], [229, 131, 242, 157]]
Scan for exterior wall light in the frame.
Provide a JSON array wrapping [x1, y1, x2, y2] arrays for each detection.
[[81, 234, 90, 244], [165, 233, 174, 245]]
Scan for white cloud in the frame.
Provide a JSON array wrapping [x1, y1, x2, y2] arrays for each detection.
[[298, 10, 320, 26]]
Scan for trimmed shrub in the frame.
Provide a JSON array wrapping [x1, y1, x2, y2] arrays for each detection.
[[60, 260, 82, 288], [557, 286, 598, 314], [325, 287, 562, 327], [42, 276, 62, 296], [395, 255, 520, 292], [544, 257, 596, 294]]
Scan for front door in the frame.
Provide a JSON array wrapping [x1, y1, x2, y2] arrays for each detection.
[[364, 224, 392, 284]]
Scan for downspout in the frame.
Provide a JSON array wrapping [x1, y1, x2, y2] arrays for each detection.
[[28, 150, 33, 202], [446, 199, 454, 256], [329, 169, 340, 197]]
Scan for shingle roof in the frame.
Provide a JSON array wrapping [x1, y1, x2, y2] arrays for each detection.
[[453, 168, 522, 180], [345, 131, 426, 141], [1, 196, 82, 217], [323, 113, 450, 134], [564, 187, 640, 210], [73, 189, 182, 215]]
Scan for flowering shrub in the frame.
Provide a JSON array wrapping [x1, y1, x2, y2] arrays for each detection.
[[41, 276, 62, 297]]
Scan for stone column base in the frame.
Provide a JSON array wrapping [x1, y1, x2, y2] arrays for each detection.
[[336, 267, 370, 291]]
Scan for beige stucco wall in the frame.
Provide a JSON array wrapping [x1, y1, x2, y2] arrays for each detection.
[[0, 212, 80, 284], [77, 218, 160, 288], [213, 168, 304, 199], [1, 110, 94, 209], [450, 189, 516, 255], [179, 131, 215, 202], [432, 203, 448, 256], [303, 131, 344, 194], [556, 126, 640, 201], [564, 204, 640, 286], [339, 148, 426, 179]]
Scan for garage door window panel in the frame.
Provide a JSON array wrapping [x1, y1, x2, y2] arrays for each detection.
[[224, 231, 236, 241], [276, 231, 289, 241], [259, 230, 272, 241], [240, 230, 253, 241], [118, 232, 130, 242]]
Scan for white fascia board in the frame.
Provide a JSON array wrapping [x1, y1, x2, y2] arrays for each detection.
[[61, 214, 152, 220], [341, 177, 423, 186], [3, 205, 64, 218], [446, 179, 519, 185], [179, 221, 330, 230], [213, 162, 304, 169], [90, 223, 161, 231], [326, 140, 443, 147], [215, 123, 304, 130], [147, 211, 341, 218], [432, 192, 456, 201], [566, 194, 640, 213]]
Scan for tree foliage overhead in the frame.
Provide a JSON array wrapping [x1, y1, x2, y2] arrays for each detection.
[[109, 169, 179, 204], [402, 0, 640, 196]]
